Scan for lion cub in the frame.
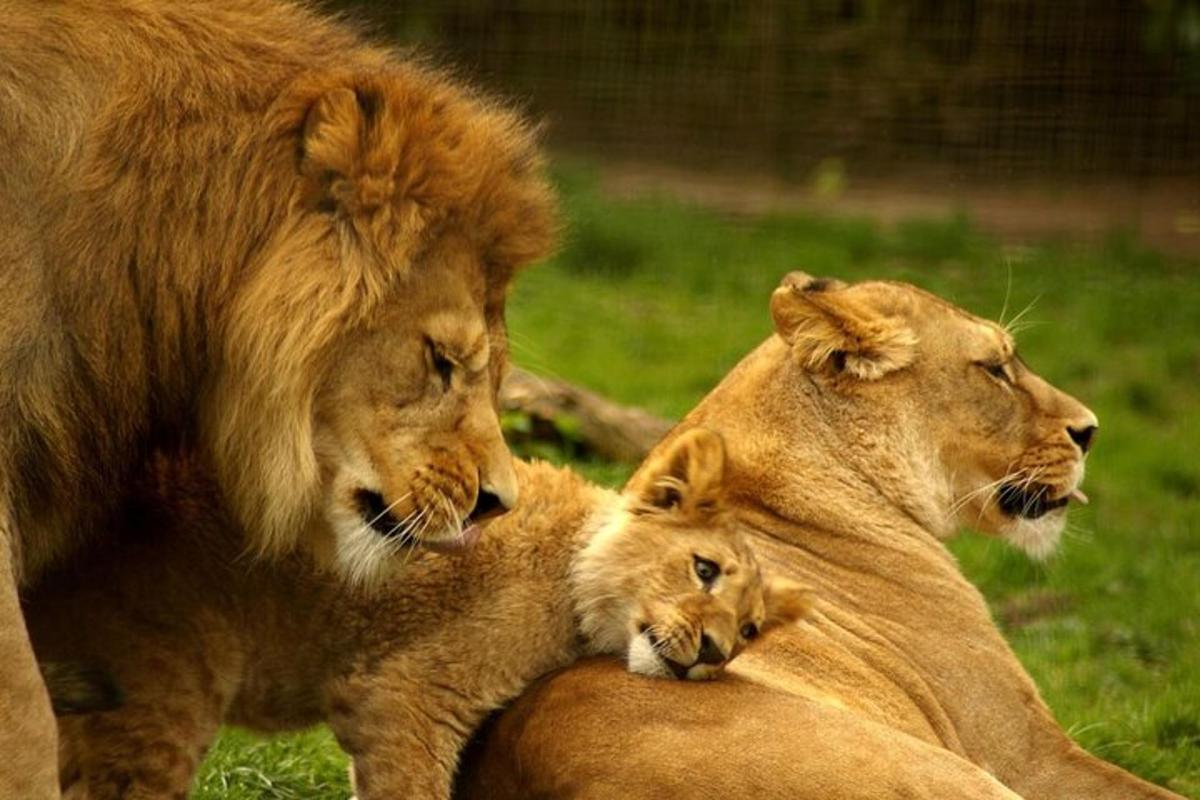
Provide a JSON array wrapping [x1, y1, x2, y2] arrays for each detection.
[[28, 429, 809, 799]]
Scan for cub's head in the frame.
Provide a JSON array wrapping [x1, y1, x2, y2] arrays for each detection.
[[205, 66, 557, 584], [770, 272, 1097, 558], [575, 429, 812, 680]]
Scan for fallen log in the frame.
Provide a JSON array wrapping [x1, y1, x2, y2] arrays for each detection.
[[499, 368, 674, 463]]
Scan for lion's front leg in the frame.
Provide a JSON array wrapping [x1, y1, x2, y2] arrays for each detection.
[[0, 515, 60, 800], [330, 670, 484, 800]]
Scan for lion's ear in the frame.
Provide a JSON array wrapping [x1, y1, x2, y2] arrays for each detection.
[[627, 428, 726, 518], [299, 86, 391, 214], [762, 575, 814, 628], [770, 271, 916, 381]]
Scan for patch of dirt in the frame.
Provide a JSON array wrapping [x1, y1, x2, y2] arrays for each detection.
[[597, 159, 1200, 258], [997, 589, 1076, 630]]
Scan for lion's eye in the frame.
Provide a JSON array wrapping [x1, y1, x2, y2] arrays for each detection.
[[428, 341, 453, 390], [740, 622, 759, 640], [693, 556, 720, 584]]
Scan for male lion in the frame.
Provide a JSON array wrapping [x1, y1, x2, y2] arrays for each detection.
[[455, 274, 1182, 800], [27, 430, 810, 799], [0, 0, 555, 794]]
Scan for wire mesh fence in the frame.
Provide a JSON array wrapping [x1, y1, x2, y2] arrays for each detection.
[[333, 0, 1200, 182]]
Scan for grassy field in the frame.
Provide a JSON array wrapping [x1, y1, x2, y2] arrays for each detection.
[[195, 162, 1200, 799]]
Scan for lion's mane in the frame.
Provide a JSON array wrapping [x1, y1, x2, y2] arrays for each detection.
[[0, 0, 557, 576]]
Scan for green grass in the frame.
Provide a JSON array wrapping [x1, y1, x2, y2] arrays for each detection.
[[195, 162, 1200, 798]]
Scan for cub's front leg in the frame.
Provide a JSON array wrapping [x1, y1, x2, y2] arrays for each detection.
[[329, 661, 489, 800]]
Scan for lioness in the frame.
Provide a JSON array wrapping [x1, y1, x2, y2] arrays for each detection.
[[455, 274, 1181, 799], [27, 429, 810, 799], [0, 0, 555, 791]]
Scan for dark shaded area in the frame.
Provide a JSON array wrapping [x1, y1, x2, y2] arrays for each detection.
[[332, 0, 1200, 180]]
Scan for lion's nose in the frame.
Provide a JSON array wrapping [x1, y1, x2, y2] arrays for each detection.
[[696, 633, 727, 666], [468, 482, 511, 524], [1067, 424, 1097, 454], [469, 489, 504, 522]]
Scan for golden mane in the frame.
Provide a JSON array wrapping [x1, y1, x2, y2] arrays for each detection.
[[2, 2, 556, 791], [2, 0, 557, 558]]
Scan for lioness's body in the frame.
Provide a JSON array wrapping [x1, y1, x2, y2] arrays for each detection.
[[458, 276, 1179, 800], [1, 0, 555, 793], [30, 432, 806, 799]]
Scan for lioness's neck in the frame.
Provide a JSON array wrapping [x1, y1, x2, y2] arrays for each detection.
[[688, 339, 952, 547]]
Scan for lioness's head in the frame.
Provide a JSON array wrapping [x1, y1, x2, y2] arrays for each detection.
[[204, 67, 557, 583], [770, 272, 1097, 557], [574, 429, 811, 680]]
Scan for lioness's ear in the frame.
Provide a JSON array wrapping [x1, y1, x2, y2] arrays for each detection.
[[762, 575, 814, 628], [770, 271, 916, 380], [627, 428, 726, 517], [299, 86, 390, 214]]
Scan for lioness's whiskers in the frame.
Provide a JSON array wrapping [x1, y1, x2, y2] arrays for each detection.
[[1061, 518, 1094, 545], [998, 259, 1014, 328], [1002, 293, 1042, 337], [951, 463, 1030, 518], [950, 474, 1010, 517], [963, 461, 1036, 527]]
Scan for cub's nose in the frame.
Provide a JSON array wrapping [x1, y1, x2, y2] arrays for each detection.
[[1067, 424, 1097, 454], [695, 633, 727, 666]]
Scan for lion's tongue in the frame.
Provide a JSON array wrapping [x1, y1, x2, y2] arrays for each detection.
[[1069, 488, 1089, 505], [423, 524, 482, 554]]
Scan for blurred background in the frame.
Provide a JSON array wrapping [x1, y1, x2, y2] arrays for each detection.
[[348, 0, 1200, 255], [200, 3, 1199, 798]]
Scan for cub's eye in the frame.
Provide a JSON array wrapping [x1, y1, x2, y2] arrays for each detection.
[[978, 361, 1010, 383], [693, 556, 720, 584], [740, 622, 759, 640], [428, 341, 453, 390]]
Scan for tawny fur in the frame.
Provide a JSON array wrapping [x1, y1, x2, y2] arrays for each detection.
[[27, 430, 809, 800], [456, 275, 1181, 800], [0, 1, 555, 792]]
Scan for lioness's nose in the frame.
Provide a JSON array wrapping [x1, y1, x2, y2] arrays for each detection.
[[1065, 405, 1099, 455], [1068, 424, 1097, 454]]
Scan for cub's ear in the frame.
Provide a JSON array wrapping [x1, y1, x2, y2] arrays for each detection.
[[762, 575, 814, 628], [770, 271, 916, 381], [299, 85, 392, 215], [627, 428, 726, 518]]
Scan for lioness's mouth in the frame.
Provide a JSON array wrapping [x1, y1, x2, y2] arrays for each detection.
[[997, 483, 1088, 520]]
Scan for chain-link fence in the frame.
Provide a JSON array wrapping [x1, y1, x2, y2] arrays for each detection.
[[334, 0, 1200, 181]]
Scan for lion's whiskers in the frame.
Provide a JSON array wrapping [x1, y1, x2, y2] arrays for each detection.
[[352, 490, 411, 543]]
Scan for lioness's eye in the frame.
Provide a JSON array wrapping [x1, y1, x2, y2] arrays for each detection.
[[740, 622, 759, 640], [977, 361, 1010, 383], [427, 341, 453, 390], [693, 555, 720, 584]]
